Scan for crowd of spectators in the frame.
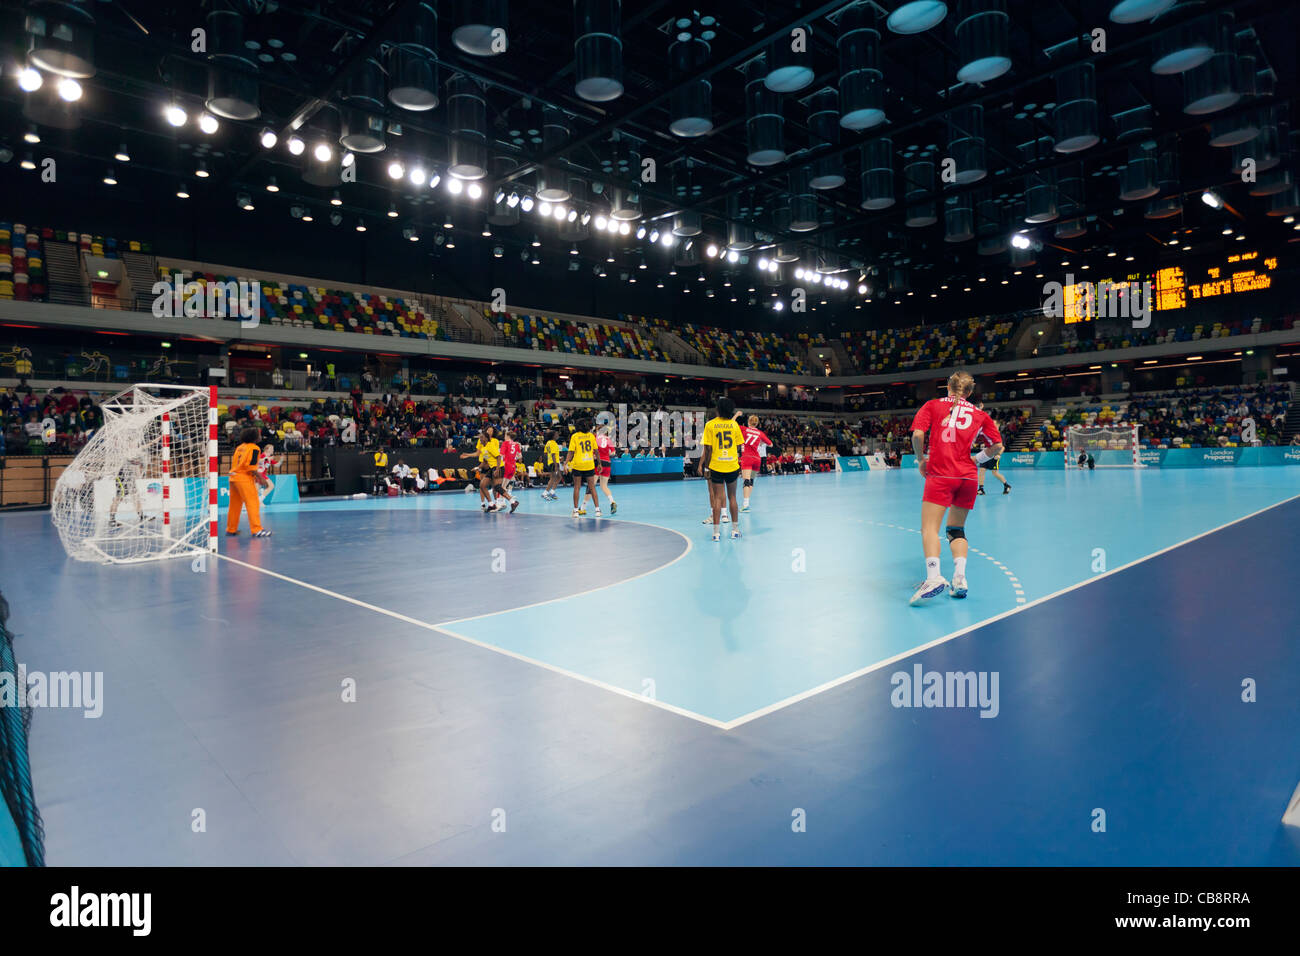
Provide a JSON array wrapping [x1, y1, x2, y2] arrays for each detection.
[[0, 386, 100, 455], [1053, 315, 1298, 356], [840, 317, 1016, 373]]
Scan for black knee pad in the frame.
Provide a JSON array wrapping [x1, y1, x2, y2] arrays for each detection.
[[743, 477, 754, 488], [945, 526, 966, 542]]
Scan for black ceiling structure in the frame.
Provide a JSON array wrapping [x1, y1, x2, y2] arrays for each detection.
[[1, 0, 1297, 328]]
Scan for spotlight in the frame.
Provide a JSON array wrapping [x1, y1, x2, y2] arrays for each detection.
[[648, 229, 659, 243], [388, 160, 405, 180], [387, 204, 399, 218], [553, 204, 567, 220], [237, 192, 253, 211], [482, 227, 492, 237], [494, 189, 506, 204], [198, 112, 219, 134], [176, 184, 190, 199], [313, 141, 332, 162], [114, 143, 130, 162], [341, 151, 355, 168], [858, 283, 868, 294], [301, 213, 314, 222], [580, 211, 591, 225], [194, 160, 209, 178], [520, 195, 534, 212], [570, 244, 579, 255], [406, 230, 418, 241], [531, 235, 542, 248], [448, 178, 464, 195], [286, 135, 305, 156], [507, 192, 520, 208], [728, 250, 740, 264], [259, 128, 278, 149], [1201, 190, 1222, 208], [164, 104, 188, 127], [1010, 233, 1032, 250], [706, 243, 719, 258], [567, 209, 578, 222], [774, 300, 785, 312], [619, 222, 630, 236], [530, 256, 540, 265], [467, 182, 483, 199], [355, 219, 366, 232], [660, 232, 675, 248], [493, 246, 504, 258], [427, 172, 440, 189], [1221, 227, 1233, 236], [594, 215, 608, 231], [56, 78, 82, 102], [17, 67, 43, 93], [20, 153, 35, 170], [538, 200, 552, 217], [409, 165, 427, 186], [795, 268, 805, 280], [330, 191, 342, 206], [266, 177, 279, 192], [636, 225, 647, 240], [102, 168, 117, 186], [757, 257, 769, 270]]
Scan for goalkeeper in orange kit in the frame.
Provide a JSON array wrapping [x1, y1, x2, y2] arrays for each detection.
[[227, 427, 272, 537]]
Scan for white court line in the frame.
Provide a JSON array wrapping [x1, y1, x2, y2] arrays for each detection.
[[717, 492, 1300, 731], [213, 510, 721, 729]]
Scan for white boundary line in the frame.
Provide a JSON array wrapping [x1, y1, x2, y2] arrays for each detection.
[[717, 492, 1300, 730]]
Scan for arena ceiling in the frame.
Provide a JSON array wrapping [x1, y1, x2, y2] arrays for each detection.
[[1, 0, 1297, 313]]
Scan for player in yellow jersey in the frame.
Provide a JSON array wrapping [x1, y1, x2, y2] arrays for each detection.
[[699, 396, 745, 541], [459, 426, 497, 511], [542, 430, 563, 501], [564, 418, 600, 517]]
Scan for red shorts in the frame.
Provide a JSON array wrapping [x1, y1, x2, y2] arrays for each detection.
[[740, 458, 760, 472], [599, 460, 611, 478], [923, 475, 978, 510]]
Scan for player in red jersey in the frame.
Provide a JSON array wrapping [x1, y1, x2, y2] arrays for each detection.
[[739, 415, 773, 512], [497, 430, 521, 513], [592, 425, 618, 515], [909, 371, 1004, 605]]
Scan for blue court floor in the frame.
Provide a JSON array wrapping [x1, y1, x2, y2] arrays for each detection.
[[2, 467, 1298, 865]]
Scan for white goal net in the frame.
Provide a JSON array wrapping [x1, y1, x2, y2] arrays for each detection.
[[1065, 425, 1144, 468], [51, 384, 217, 564]]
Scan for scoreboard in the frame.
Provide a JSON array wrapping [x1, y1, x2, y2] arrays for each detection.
[[1152, 251, 1279, 312]]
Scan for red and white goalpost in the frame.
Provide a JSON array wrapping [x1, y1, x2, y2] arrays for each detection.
[[51, 384, 219, 564], [1065, 424, 1144, 468]]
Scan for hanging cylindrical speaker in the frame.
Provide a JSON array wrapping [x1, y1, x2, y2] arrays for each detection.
[[955, 0, 1011, 85], [1054, 63, 1099, 153], [746, 57, 786, 166], [669, 38, 712, 137], [1183, 52, 1240, 115], [948, 104, 987, 182], [1144, 196, 1182, 219], [340, 57, 386, 152], [1267, 185, 1300, 216], [574, 0, 623, 102], [904, 161, 937, 227], [838, 4, 886, 131], [809, 89, 846, 189], [1151, 12, 1215, 74], [25, 0, 96, 78], [536, 107, 571, 200], [1055, 218, 1087, 239], [1248, 167, 1292, 198], [887, 268, 909, 294], [1010, 244, 1037, 268], [674, 240, 703, 268], [340, 108, 386, 153], [1024, 179, 1058, 223], [673, 212, 702, 237], [860, 138, 895, 209], [451, 0, 508, 56], [1208, 110, 1259, 148], [205, 9, 260, 120], [765, 22, 814, 92], [789, 168, 819, 231], [726, 194, 755, 250], [944, 193, 975, 242], [487, 156, 522, 227], [1232, 120, 1281, 173], [608, 185, 640, 221], [1057, 169, 1083, 219], [389, 2, 439, 111], [447, 75, 488, 179], [302, 152, 343, 188], [1109, 0, 1176, 25], [1118, 143, 1159, 200]]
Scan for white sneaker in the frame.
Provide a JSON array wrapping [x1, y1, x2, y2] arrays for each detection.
[[572, 508, 580, 517], [731, 528, 741, 539], [909, 576, 949, 606], [741, 502, 750, 512], [949, 575, 968, 599], [721, 512, 730, 523], [595, 508, 602, 517]]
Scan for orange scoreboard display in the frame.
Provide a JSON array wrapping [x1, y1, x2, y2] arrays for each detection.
[[1152, 252, 1279, 311]]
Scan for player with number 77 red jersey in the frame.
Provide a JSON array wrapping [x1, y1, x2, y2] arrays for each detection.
[[907, 371, 1003, 605]]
